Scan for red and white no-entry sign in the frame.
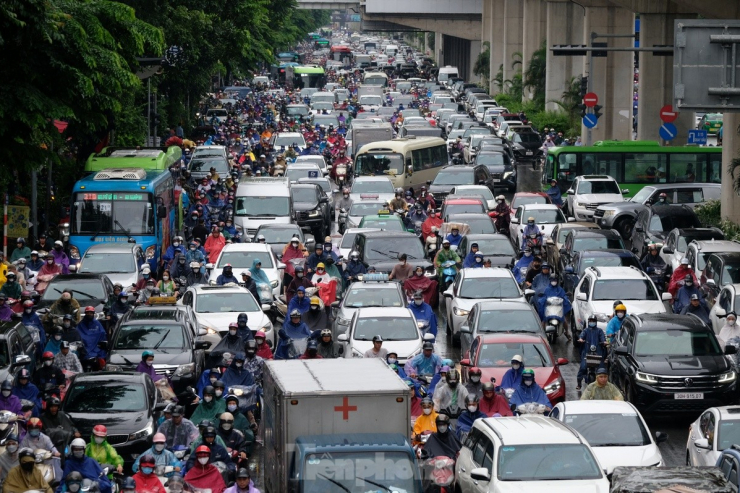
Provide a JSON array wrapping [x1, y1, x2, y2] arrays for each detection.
[[583, 92, 598, 107], [660, 105, 678, 123]]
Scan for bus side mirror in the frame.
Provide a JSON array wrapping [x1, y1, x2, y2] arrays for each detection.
[[157, 208, 166, 220]]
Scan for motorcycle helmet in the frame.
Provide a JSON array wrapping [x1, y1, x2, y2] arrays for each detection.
[[203, 386, 215, 397], [445, 369, 459, 386], [84, 306, 95, 314], [482, 382, 495, 393], [5, 272, 15, 281], [140, 454, 155, 467], [290, 309, 302, 319], [70, 438, 86, 450], [521, 369, 536, 383], [549, 273, 558, 281], [92, 424, 107, 437], [372, 335, 383, 343], [468, 367, 482, 378], [42, 351, 54, 362], [587, 314, 597, 323], [47, 396, 61, 408], [141, 350, 154, 361], [195, 445, 211, 456], [615, 304, 627, 313], [435, 413, 450, 427], [27, 417, 42, 429], [465, 394, 480, 405], [122, 477, 136, 490], [422, 341, 434, 351], [213, 380, 225, 392]]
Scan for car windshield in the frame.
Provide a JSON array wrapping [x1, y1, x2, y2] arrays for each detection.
[[459, 277, 520, 299], [512, 196, 547, 209], [592, 279, 658, 301], [355, 154, 405, 176], [291, 188, 318, 203], [344, 287, 404, 308], [217, 250, 273, 269], [630, 187, 656, 203], [313, 116, 339, 127], [189, 158, 229, 175], [564, 414, 650, 447], [577, 180, 620, 194], [365, 237, 425, 261], [196, 291, 260, 313], [257, 228, 301, 244], [475, 154, 506, 166], [301, 451, 418, 492], [274, 135, 305, 147], [635, 329, 722, 356], [719, 421, 740, 451], [451, 217, 495, 234], [352, 179, 395, 194], [80, 253, 135, 274], [455, 187, 494, 202], [476, 308, 541, 333], [472, 238, 515, 256], [286, 106, 309, 116], [528, 209, 565, 224], [115, 324, 186, 350], [65, 383, 147, 413], [513, 132, 541, 144], [649, 213, 701, 232], [360, 217, 404, 231], [722, 262, 740, 285], [498, 444, 602, 481], [433, 170, 474, 186], [287, 167, 321, 183], [350, 202, 386, 217], [235, 196, 290, 216], [477, 341, 552, 367], [359, 96, 383, 106], [42, 279, 106, 303], [354, 316, 418, 341], [578, 255, 640, 275], [573, 237, 624, 251]]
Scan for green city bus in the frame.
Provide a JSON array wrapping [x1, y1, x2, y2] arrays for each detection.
[[544, 140, 722, 198], [286, 65, 326, 90], [85, 146, 182, 173]]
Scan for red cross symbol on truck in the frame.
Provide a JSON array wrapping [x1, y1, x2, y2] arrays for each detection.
[[334, 396, 358, 420]]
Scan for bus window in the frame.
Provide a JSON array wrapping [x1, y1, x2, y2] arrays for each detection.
[[430, 145, 447, 168], [669, 154, 705, 183], [710, 154, 722, 183], [582, 153, 620, 179], [544, 156, 554, 185], [557, 153, 577, 186], [412, 147, 431, 171], [624, 154, 667, 184], [355, 153, 404, 175]]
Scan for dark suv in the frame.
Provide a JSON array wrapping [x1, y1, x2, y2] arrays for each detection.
[[630, 205, 701, 258], [428, 164, 496, 205], [290, 183, 331, 238], [558, 229, 624, 273], [352, 231, 434, 276], [609, 313, 737, 415], [700, 252, 740, 306]]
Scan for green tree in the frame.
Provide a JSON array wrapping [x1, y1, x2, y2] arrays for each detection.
[[473, 41, 490, 87], [523, 43, 546, 106]]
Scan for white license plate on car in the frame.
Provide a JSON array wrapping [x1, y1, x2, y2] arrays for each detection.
[[493, 179, 501, 183], [675, 393, 704, 399], [526, 151, 533, 155]]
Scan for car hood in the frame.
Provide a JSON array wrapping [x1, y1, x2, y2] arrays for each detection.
[[108, 349, 192, 368], [514, 141, 542, 151], [592, 445, 662, 475], [597, 202, 646, 212], [368, 259, 432, 274], [493, 480, 609, 493], [577, 193, 624, 205], [104, 273, 139, 289], [66, 410, 151, 439], [293, 201, 319, 212], [197, 310, 269, 334], [635, 355, 732, 375], [481, 254, 515, 267], [267, 243, 284, 255], [429, 184, 456, 194]]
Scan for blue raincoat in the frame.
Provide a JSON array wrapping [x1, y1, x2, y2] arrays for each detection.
[[445, 232, 463, 248], [60, 454, 112, 493], [76, 317, 107, 359], [456, 409, 487, 440], [196, 369, 222, 398], [250, 259, 270, 288], [498, 365, 525, 390], [221, 354, 255, 388], [512, 255, 534, 284], [13, 379, 41, 415], [536, 285, 572, 321], [674, 285, 705, 314], [407, 301, 437, 338], [275, 320, 311, 360], [462, 251, 479, 269], [508, 380, 551, 408], [287, 287, 311, 315]]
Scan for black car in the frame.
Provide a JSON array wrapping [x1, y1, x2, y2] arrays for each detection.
[[630, 205, 701, 258], [0, 322, 37, 381], [700, 252, 740, 306], [474, 151, 516, 192], [290, 183, 332, 238], [609, 313, 737, 415], [63, 372, 167, 465], [510, 130, 543, 163], [562, 249, 642, 298], [457, 234, 516, 268], [108, 305, 209, 394], [37, 273, 116, 314], [428, 164, 496, 205], [558, 229, 625, 273], [254, 224, 315, 257], [352, 231, 434, 276]]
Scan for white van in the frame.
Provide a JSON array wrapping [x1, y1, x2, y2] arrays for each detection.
[[437, 66, 459, 86], [385, 44, 399, 57], [234, 178, 293, 239]]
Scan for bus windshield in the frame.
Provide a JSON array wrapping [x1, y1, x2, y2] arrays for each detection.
[[235, 196, 290, 216], [72, 193, 154, 235], [355, 154, 404, 175]]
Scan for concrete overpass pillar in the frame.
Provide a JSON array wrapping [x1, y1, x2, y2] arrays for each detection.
[[435, 32, 443, 66], [469, 40, 482, 82], [490, 0, 505, 94], [545, 0, 585, 111], [636, 13, 693, 143], [502, 0, 524, 84], [582, 4, 633, 142], [722, 114, 740, 223], [522, 0, 547, 100]]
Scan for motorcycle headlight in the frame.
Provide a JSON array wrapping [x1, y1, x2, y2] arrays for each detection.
[[544, 378, 563, 394], [635, 371, 658, 384], [174, 363, 195, 377], [129, 421, 153, 442], [145, 245, 156, 260], [69, 245, 80, 260], [719, 371, 736, 383]]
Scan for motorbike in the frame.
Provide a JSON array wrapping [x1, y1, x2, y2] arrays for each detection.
[[524, 233, 544, 257], [645, 266, 668, 293], [543, 297, 565, 344], [514, 402, 549, 416], [440, 260, 457, 292], [585, 344, 604, 384], [416, 320, 434, 342], [488, 210, 509, 234], [337, 208, 348, 234], [335, 162, 348, 187], [420, 456, 455, 493], [425, 233, 440, 260], [0, 410, 20, 453], [34, 448, 62, 487], [256, 283, 273, 304]]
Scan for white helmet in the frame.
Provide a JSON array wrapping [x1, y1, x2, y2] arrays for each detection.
[[70, 438, 86, 449], [496, 195, 505, 201]]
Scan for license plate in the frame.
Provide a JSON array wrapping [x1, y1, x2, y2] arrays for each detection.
[[493, 179, 501, 183], [526, 151, 533, 155], [675, 393, 704, 399]]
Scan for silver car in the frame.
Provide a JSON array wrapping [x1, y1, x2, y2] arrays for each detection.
[[332, 278, 406, 338], [76, 243, 145, 289]]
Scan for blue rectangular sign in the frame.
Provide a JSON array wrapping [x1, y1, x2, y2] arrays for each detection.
[[688, 129, 708, 145]]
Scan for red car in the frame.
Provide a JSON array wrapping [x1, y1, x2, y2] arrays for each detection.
[[460, 333, 568, 405], [440, 197, 487, 221], [509, 192, 551, 220]]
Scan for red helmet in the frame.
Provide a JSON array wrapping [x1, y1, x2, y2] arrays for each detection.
[[42, 351, 54, 361], [195, 445, 211, 456], [84, 306, 96, 313], [92, 424, 107, 437], [228, 322, 238, 329], [27, 417, 43, 429], [469, 366, 482, 377], [22, 300, 34, 308]]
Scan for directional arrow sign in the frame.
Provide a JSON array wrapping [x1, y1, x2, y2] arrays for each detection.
[[583, 92, 598, 107], [659, 122, 678, 141], [583, 114, 598, 129], [660, 105, 678, 123]]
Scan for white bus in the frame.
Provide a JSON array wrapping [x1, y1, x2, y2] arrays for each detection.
[[354, 137, 448, 191], [362, 71, 389, 87]]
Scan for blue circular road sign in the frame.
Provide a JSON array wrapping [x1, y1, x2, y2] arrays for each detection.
[[659, 122, 678, 141], [582, 114, 598, 129]]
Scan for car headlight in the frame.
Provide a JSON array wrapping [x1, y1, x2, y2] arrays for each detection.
[[270, 279, 279, 288], [636, 371, 658, 384], [544, 378, 563, 394], [503, 171, 514, 179], [174, 363, 195, 377], [145, 245, 156, 260], [308, 210, 321, 218], [69, 245, 80, 260], [106, 364, 123, 372], [200, 324, 219, 336], [236, 226, 244, 233], [593, 312, 609, 323], [337, 317, 351, 326], [601, 210, 615, 217], [574, 202, 583, 208], [453, 307, 469, 317], [128, 421, 153, 441], [352, 348, 364, 358], [719, 371, 736, 383], [261, 321, 273, 333]]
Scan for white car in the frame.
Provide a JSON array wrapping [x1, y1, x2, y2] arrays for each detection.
[[565, 175, 626, 222], [682, 239, 740, 275], [178, 285, 275, 348], [444, 268, 532, 345], [449, 185, 496, 211], [77, 243, 145, 289], [551, 400, 665, 475], [206, 243, 285, 300], [270, 132, 306, 153], [660, 228, 726, 271], [509, 203, 570, 251], [294, 155, 329, 176], [572, 266, 671, 334], [337, 307, 433, 363], [331, 277, 406, 338], [456, 416, 610, 492], [349, 176, 396, 205], [358, 95, 383, 112], [687, 406, 740, 467], [191, 145, 228, 161], [336, 228, 379, 260], [709, 283, 740, 334]]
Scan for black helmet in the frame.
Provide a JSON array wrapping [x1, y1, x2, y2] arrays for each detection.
[[1, 380, 12, 391], [122, 477, 136, 489], [213, 380, 225, 390], [295, 266, 304, 273], [66, 471, 84, 483], [549, 273, 558, 281], [203, 385, 215, 396], [435, 414, 450, 427], [372, 335, 383, 343], [465, 394, 480, 405], [18, 448, 34, 461], [588, 314, 597, 322], [245, 339, 257, 351], [446, 369, 459, 385], [47, 396, 61, 407], [203, 426, 217, 438], [198, 419, 213, 429], [63, 314, 74, 322], [422, 341, 434, 351], [236, 467, 251, 479]]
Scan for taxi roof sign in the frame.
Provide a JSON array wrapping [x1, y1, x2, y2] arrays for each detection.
[[360, 194, 379, 200], [361, 273, 389, 282], [146, 295, 178, 305]]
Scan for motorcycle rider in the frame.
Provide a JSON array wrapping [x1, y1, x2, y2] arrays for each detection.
[[408, 291, 437, 339], [136, 278, 158, 305], [423, 414, 462, 459], [287, 285, 310, 315], [524, 256, 543, 288], [0, 272, 21, 299], [479, 382, 512, 417], [389, 254, 414, 282], [186, 261, 209, 287], [53, 341, 83, 373], [520, 217, 543, 252], [509, 369, 551, 411], [85, 425, 124, 475], [421, 211, 443, 243], [668, 257, 699, 298], [530, 262, 553, 297], [499, 355, 525, 390], [546, 179, 563, 207], [606, 304, 627, 344], [464, 367, 483, 398], [305, 244, 326, 274], [343, 251, 366, 287], [512, 247, 534, 284], [718, 312, 740, 349], [417, 186, 436, 212], [41, 396, 80, 440], [537, 273, 572, 336], [681, 293, 711, 323], [4, 447, 53, 493], [217, 412, 248, 463], [22, 300, 45, 354], [136, 350, 163, 383], [275, 309, 311, 360], [185, 426, 233, 477], [224, 467, 260, 493], [205, 226, 227, 263], [20, 417, 59, 457], [63, 438, 112, 493], [51, 241, 70, 274], [434, 239, 461, 287], [455, 395, 487, 440], [640, 242, 667, 273], [157, 405, 199, 450], [302, 296, 328, 333], [406, 202, 427, 230], [217, 264, 239, 285], [191, 386, 227, 425], [432, 369, 469, 414], [240, 271, 261, 303], [576, 315, 607, 391], [131, 454, 166, 493], [163, 236, 186, 268], [581, 368, 624, 401], [211, 323, 246, 357], [285, 266, 313, 303], [390, 188, 407, 212], [27, 251, 44, 273], [407, 341, 443, 377], [183, 445, 226, 493], [444, 226, 463, 249], [13, 369, 40, 416], [462, 242, 481, 268], [363, 335, 387, 359], [336, 188, 353, 212], [674, 274, 706, 314], [0, 433, 20, 486], [224, 395, 255, 444], [45, 291, 81, 325], [34, 351, 65, 390], [254, 330, 273, 360], [412, 397, 437, 441], [77, 306, 107, 369], [108, 291, 132, 323], [221, 352, 255, 388]]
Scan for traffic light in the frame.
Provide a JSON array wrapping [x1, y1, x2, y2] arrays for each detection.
[[577, 104, 587, 118], [593, 105, 603, 119], [580, 76, 588, 98]]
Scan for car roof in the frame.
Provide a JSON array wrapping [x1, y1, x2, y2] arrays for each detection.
[[715, 406, 740, 420], [513, 192, 547, 197], [125, 306, 188, 322], [358, 231, 417, 239], [448, 213, 491, 222], [520, 203, 560, 211], [477, 333, 548, 344], [578, 249, 637, 258], [290, 183, 320, 190], [708, 252, 740, 261], [445, 198, 484, 204], [691, 239, 740, 252], [218, 243, 273, 254], [71, 371, 147, 384], [569, 229, 621, 239], [356, 307, 412, 318], [579, 175, 615, 181], [348, 281, 401, 290], [83, 243, 137, 253], [190, 285, 249, 294], [585, 266, 646, 279], [353, 176, 392, 182], [479, 416, 582, 445], [465, 233, 510, 241], [559, 400, 640, 415], [256, 224, 301, 231], [288, 163, 321, 170], [629, 313, 709, 331], [462, 267, 513, 279], [475, 300, 533, 310]]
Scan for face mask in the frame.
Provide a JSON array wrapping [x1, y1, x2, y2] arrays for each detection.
[[204, 396, 212, 403], [143, 274, 150, 279], [528, 222, 534, 226], [190, 247, 196, 251], [443, 245, 450, 250], [316, 269, 325, 275], [414, 299, 422, 306], [729, 319, 737, 327], [179, 259, 186, 264], [154, 443, 165, 452], [54, 335, 62, 341], [343, 194, 349, 199], [198, 457, 209, 465], [310, 305, 319, 311], [210, 377, 218, 384], [524, 252, 532, 257], [588, 322, 597, 328], [44, 360, 52, 367], [146, 360, 153, 367], [438, 425, 448, 433], [63, 321, 71, 328], [163, 275, 169, 281], [228, 404, 238, 413], [173, 242, 180, 248], [6, 444, 17, 454], [550, 281, 557, 287], [229, 329, 237, 336], [388, 358, 397, 364], [215, 390, 223, 397], [448, 381, 458, 388], [30, 429, 40, 438], [235, 362, 243, 368], [470, 376, 481, 383], [423, 408, 432, 415], [93, 436, 104, 444], [686, 281, 693, 286], [1, 390, 10, 397], [47, 260, 54, 265], [24, 308, 32, 314], [68, 483, 81, 493], [617, 313, 625, 319], [142, 467, 153, 475], [73, 450, 84, 459], [511, 363, 521, 370], [296, 273, 303, 278], [524, 379, 534, 387], [467, 406, 478, 413], [21, 462, 35, 472], [222, 422, 232, 431]]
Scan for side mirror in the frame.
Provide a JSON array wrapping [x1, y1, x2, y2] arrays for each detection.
[[567, 217, 576, 222], [661, 292, 673, 301], [68, 264, 78, 273], [11, 354, 32, 368], [261, 304, 271, 312], [546, 238, 554, 245], [337, 334, 349, 342], [460, 324, 471, 334], [693, 438, 711, 450], [614, 345, 629, 356], [662, 247, 673, 254], [305, 238, 316, 250], [557, 357, 569, 366], [320, 197, 329, 204], [707, 279, 716, 286], [460, 358, 471, 366], [195, 341, 212, 350], [655, 431, 668, 444], [205, 263, 214, 270], [566, 189, 574, 195], [576, 292, 587, 302], [725, 344, 737, 355], [154, 401, 168, 412], [470, 467, 491, 482], [277, 262, 287, 270], [622, 188, 630, 195], [443, 292, 453, 299], [511, 218, 520, 225], [716, 307, 727, 318]]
